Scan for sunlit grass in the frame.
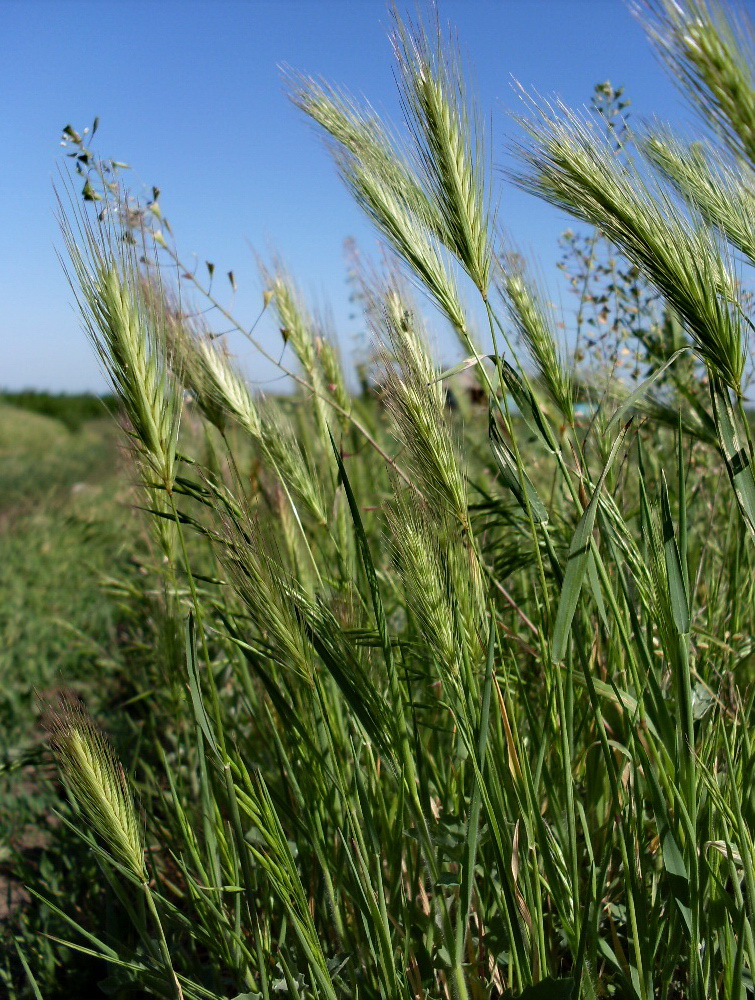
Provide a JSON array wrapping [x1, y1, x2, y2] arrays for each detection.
[[6, 2, 755, 999]]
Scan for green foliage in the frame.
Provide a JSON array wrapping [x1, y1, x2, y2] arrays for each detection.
[[0, 390, 119, 432], [0, 405, 149, 998], [8, 2, 755, 999]]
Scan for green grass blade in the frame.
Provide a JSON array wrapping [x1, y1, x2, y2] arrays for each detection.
[[552, 422, 631, 662], [13, 940, 44, 1000], [660, 471, 690, 636], [605, 347, 689, 433], [710, 375, 755, 544], [489, 406, 549, 523]]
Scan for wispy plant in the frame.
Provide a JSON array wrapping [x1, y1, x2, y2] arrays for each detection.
[[59, 197, 182, 492], [642, 0, 755, 168], [644, 129, 755, 266], [47, 698, 146, 882], [47, 699, 182, 999], [161, 294, 262, 438], [260, 260, 332, 442], [379, 283, 470, 531], [287, 73, 447, 242], [512, 98, 747, 391], [290, 36, 474, 345], [392, 11, 493, 296], [502, 264, 575, 424]]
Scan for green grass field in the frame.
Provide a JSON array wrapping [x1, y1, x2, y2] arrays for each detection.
[[0, 402, 129, 735], [0, 403, 142, 991], [0, 404, 128, 758]]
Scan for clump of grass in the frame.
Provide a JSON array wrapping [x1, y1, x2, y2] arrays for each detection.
[[17, 3, 755, 1000], [0, 390, 119, 432]]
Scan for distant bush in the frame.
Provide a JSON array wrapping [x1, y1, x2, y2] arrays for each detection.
[[0, 390, 119, 432]]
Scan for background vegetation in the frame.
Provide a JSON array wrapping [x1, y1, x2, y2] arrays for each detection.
[[0, 392, 118, 432]]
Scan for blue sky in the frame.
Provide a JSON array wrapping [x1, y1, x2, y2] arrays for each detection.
[[3, 0, 694, 392]]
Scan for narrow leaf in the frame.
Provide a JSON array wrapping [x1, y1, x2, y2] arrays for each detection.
[[552, 421, 631, 662], [489, 407, 549, 523], [660, 471, 690, 635], [605, 347, 689, 433], [431, 353, 495, 383], [710, 375, 755, 544], [185, 613, 220, 758]]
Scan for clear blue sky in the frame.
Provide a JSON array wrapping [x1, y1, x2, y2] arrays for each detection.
[[3, 0, 694, 393]]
